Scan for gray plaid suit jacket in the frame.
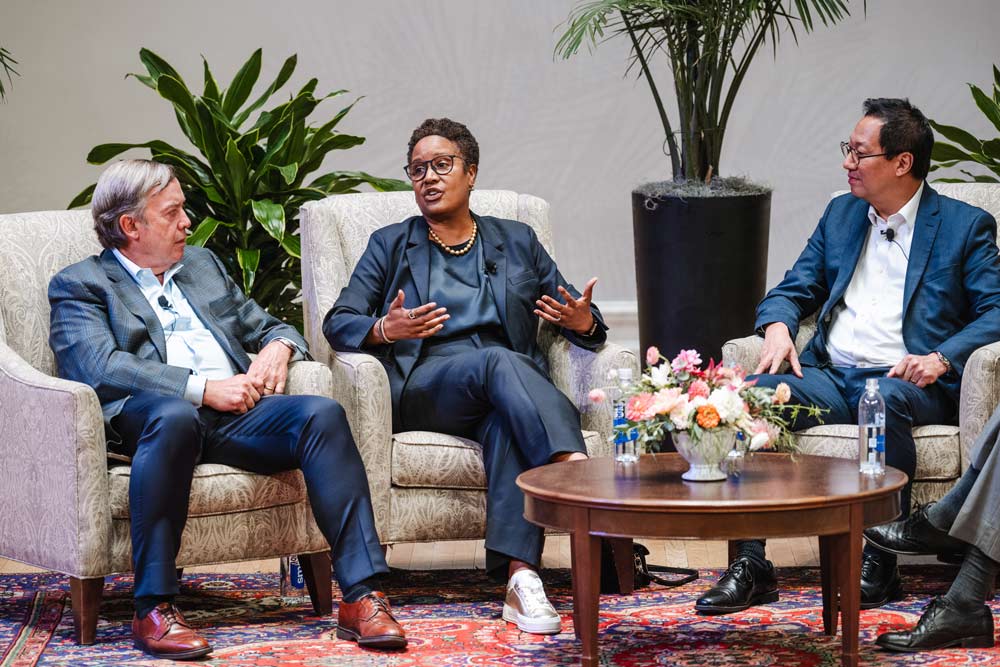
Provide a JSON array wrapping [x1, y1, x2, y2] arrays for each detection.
[[48, 245, 308, 426]]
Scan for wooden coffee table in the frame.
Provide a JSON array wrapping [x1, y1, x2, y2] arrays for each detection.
[[518, 452, 906, 667]]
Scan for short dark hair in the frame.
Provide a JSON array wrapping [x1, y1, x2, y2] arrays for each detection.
[[862, 98, 933, 180], [407, 118, 479, 171]]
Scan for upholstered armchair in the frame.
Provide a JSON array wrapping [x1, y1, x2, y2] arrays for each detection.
[[723, 183, 1000, 507], [299, 190, 637, 544], [0, 210, 337, 644]]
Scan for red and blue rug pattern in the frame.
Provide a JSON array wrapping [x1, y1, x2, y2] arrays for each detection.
[[1, 566, 997, 666]]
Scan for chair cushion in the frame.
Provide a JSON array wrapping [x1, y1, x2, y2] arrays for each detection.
[[794, 424, 960, 481], [391, 429, 602, 490], [109, 464, 307, 520]]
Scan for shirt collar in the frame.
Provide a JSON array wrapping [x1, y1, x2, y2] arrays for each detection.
[[112, 248, 184, 286], [867, 181, 924, 231]]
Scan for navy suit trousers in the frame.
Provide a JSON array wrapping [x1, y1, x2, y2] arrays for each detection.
[[399, 341, 587, 577], [112, 392, 388, 600]]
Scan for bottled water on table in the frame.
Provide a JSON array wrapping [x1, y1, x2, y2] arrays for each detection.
[[858, 378, 886, 476], [612, 368, 638, 463]]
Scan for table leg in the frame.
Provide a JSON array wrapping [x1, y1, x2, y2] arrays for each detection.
[[607, 537, 635, 594], [818, 534, 839, 636], [570, 512, 601, 667], [839, 505, 864, 667]]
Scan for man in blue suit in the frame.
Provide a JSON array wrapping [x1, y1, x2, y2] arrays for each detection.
[[695, 99, 1000, 615], [49, 160, 406, 659]]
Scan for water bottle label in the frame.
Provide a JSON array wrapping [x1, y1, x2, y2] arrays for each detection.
[[876, 434, 885, 453], [289, 555, 304, 589]]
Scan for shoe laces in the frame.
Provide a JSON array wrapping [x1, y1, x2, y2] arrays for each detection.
[[512, 575, 556, 617], [362, 593, 397, 622], [155, 604, 189, 629], [860, 552, 881, 578], [722, 558, 754, 585]]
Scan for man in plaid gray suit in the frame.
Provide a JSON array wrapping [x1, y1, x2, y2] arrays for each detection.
[[48, 160, 406, 659]]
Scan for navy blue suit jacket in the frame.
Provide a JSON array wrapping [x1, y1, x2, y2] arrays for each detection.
[[323, 213, 608, 428], [756, 184, 1000, 402]]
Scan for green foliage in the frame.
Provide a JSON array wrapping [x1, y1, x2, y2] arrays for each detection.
[[555, 0, 854, 182], [70, 48, 410, 329], [0, 46, 19, 101], [929, 65, 1000, 184]]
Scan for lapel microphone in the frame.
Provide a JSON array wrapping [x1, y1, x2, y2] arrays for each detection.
[[485, 260, 498, 276], [884, 227, 895, 243], [158, 295, 172, 309]]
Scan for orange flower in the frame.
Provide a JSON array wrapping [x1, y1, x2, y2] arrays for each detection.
[[696, 404, 721, 429]]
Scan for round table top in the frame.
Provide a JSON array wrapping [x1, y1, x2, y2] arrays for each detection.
[[517, 452, 907, 513]]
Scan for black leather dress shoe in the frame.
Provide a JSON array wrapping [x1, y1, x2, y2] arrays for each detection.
[[876, 596, 994, 652], [695, 556, 778, 615], [864, 504, 967, 558], [860, 551, 904, 609]]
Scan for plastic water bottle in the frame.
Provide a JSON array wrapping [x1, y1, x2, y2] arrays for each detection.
[[279, 555, 306, 598], [612, 368, 638, 463], [858, 378, 886, 476]]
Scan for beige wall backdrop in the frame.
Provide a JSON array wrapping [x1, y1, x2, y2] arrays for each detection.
[[1, 0, 997, 306]]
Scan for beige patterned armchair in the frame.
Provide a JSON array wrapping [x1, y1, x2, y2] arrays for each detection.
[[0, 210, 337, 644], [299, 190, 637, 544], [723, 183, 1000, 507]]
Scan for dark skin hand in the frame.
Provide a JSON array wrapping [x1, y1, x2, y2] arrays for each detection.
[[365, 289, 450, 345], [534, 277, 598, 334]]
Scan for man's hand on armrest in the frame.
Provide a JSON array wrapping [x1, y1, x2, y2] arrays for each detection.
[[246, 340, 293, 395], [204, 375, 261, 414], [754, 322, 803, 377]]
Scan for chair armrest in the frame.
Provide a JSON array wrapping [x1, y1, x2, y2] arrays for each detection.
[[722, 334, 763, 372], [547, 339, 639, 452], [960, 341, 1000, 470], [285, 360, 334, 397], [0, 342, 111, 577], [326, 351, 393, 542]]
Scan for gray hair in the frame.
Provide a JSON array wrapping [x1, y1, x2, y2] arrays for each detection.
[[91, 159, 175, 249]]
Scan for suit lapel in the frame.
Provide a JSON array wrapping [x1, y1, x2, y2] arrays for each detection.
[[826, 203, 872, 309], [100, 250, 168, 363], [477, 215, 509, 333], [903, 185, 941, 317], [397, 219, 431, 380]]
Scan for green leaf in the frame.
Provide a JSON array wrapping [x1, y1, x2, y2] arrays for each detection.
[[187, 216, 225, 246], [194, 99, 228, 170], [233, 54, 298, 128], [86, 140, 180, 164], [202, 56, 221, 101], [236, 247, 260, 293], [931, 142, 974, 163], [222, 48, 262, 117], [280, 234, 301, 259], [276, 163, 298, 184], [970, 84, 1000, 133], [156, 75, 202, 145], [981, 138, 1000, 161], [251, 199, 286, 242], [225, 138, 249, 205], [929, 120, 982, 154], [125, 72, 157, 90], [68, 183, 96, 209], [139, 48, 183, 84]]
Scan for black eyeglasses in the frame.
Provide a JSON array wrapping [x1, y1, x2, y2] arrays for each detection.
[[404, 154, 466, 181], [841, 141, 888, 164]]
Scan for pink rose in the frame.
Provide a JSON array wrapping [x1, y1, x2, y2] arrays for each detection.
[[626, 392, 658, 421], [671, 349, 702, 373], [650, 387, 683, 415], [646, 346, 661, 366], [588, 388, 606, 404], [687, 379, 710, 400], [773, 382, 791, 405]]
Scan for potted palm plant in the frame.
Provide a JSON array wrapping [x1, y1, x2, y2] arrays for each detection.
[[556, 0, 854, 361]]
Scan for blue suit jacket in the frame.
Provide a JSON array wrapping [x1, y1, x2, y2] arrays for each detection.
[[756, 184, 1000, 401], [323, 213, 608, 428], [48, 246, 308, 426]]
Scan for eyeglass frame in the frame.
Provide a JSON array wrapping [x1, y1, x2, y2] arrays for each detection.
[[404, 154, 469, 181], [840, 141, 889, 165]]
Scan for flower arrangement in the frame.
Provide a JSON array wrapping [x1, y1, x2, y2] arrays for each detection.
[[592, 347, 824, 455]]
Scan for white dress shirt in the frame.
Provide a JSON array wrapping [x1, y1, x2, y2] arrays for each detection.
[[113, 249, 237, 405], [826, 182, 924, 367]]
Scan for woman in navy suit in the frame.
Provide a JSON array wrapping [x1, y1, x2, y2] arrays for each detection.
[[324, 118, 607, 634]]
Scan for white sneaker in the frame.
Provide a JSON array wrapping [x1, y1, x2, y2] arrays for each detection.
[[502, 569, 562, 634]]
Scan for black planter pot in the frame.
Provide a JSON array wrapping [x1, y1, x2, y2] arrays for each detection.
[[632, 187, 771, 365]]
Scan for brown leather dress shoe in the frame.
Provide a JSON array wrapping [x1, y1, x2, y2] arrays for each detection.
[[132, 602, 213, 660], [337, 591, 407, 649]]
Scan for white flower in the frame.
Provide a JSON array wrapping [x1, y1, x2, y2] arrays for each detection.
[[750, 431, 770, 451], [670, 396, 692, 429], [708, 387, 744, 423], [688, 395, 708, 409], [649, 364, 671, 388]]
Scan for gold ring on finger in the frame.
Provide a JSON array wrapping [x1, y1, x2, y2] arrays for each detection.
[[407, 309, 417, 320]]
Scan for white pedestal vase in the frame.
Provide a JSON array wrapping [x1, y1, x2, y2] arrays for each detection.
[[673, 428, 737, 481]]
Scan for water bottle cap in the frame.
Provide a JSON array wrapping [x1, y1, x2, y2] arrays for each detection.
[[866, 377, 879, 391], [617, 367, 633, 381]]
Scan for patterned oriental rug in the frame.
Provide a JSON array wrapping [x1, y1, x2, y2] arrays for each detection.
[[1, 565, 997, 666]]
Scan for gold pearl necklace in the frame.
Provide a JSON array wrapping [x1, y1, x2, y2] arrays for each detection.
[[428, 220, 477, 256]]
